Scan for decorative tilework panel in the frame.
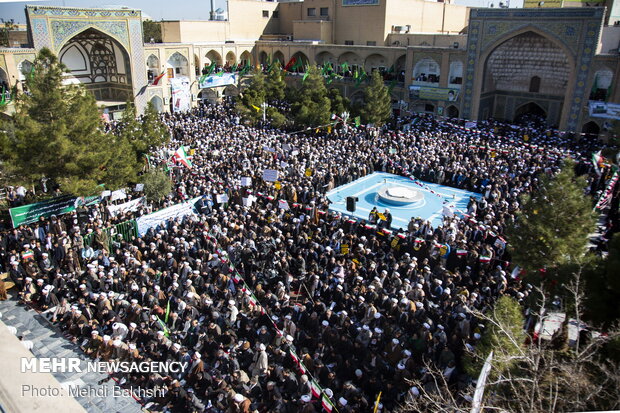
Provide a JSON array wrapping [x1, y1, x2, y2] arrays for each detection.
[[51, 20, 129, 51], [128, 18, 147, 112], [31, 18, 53, 50], [28, 6, 139, 19]]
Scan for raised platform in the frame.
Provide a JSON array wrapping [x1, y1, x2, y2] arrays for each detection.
[[377, 185, 424, 206], [326, 172, 481, 228]]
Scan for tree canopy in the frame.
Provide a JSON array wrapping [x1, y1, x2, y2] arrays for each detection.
[[291, 66, 332, 128], [0, 48, 149, 196], [465, 295, 525, 376], [359, 70, 392, 126], [142, 19, 162, 43], [141, 168, 172, 201], [506, 159, 596, 276]]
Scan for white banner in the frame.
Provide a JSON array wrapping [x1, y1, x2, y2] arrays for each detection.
[[107, 197, 144, 217], [262, 169, 279, 182], [199, 73, 237, 88], [110, 189, 127, 202], [170, 76, 192, 113], [216, 194, 229, 204], [471, 351, 493, 413], [136, 198, 199, 236], [588, 101, 620, 120], [240, 177, 252, 187]]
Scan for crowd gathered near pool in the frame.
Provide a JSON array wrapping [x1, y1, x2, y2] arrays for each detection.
[[0, 99, 616, 413]]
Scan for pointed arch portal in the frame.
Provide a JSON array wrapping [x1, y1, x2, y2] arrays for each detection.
[[59, 27, 133, 102]]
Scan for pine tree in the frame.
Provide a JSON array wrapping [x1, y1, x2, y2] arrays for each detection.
[[117, 100, 168, 164], [291, 65, 331, 128], [506, 159, 596, 276], [0, 48, 142, 195], [141, 168, 172, 202], [359, 70, 392, 126], [236, 69, 266, 124], [328, 88, 350, 117], [141, 101, 169, 151], [265, 61, 286, 103]]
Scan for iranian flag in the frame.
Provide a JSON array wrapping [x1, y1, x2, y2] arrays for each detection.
[[592, 150, 605, 176], [479, 256, 491, 263], [248, 294, 258, 307], [172, 146, 193, 169], [321, 394, 334, 413], [290, 350, 300, 366], [231, 272, 242, 284], [456, 249, 468, 256], [310, 380, 321, 398]]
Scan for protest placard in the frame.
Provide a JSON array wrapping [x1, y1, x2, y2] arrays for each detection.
[[262, 169, 279, 182]]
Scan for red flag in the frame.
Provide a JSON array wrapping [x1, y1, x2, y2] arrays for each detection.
[[152, 71, 166, 86]]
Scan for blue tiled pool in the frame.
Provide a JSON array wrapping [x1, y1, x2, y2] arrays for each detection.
[[326, 172, 481, 229]]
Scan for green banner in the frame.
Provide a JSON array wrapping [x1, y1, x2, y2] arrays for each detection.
[[409, 85, 459, 101], [9, 195, 100, 228]]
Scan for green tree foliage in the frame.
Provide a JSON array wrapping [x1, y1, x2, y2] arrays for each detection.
[[0, 19, 18, 47], [266, 106, 286, 128], [0, 48, 139, 195], [465, 296, 525, 376], [359, 70, 392, 126], [291, 65, 331, 128], [140, 168, 171, 201], [237, 70, 288, 127], [236, 70, 266, 124], [265, 62, 287, 102], [328, 88, 350, 117], [506, 159, 596, 276], [142, 20, 162, 43], [582, 233, 620, 328], [117, 100, 169, 162]]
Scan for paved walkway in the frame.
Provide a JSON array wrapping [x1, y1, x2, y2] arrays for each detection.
[[0, 294, 144, 413]]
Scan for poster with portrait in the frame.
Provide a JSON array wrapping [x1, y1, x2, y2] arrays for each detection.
[[169, 76, 192, 113]]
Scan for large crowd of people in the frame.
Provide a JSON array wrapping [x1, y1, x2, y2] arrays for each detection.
[[0, 99, 615, 413]]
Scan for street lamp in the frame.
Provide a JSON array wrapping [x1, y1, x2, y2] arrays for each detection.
[[261, 102, 268, 123]]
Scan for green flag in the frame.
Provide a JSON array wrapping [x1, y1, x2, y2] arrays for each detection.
[[340, 62, 349, 73], [355, 69, 367, 87], [302, 67, 310, 83], [231, 63, 238, 72], [292, 59, 303, 72], [165, 298, 171, 323], [199, 74, 207, 84], [591, 74, 599, 95], [29, 64, 35, 80], [157, 318, 170, 337], [354, 116, 361, 127], [207, 61, 216, 75], [0, 86, 5, 105], [216, 70, 224, 77], [240, 62, 251, 76], [388, 78, 397, 93]]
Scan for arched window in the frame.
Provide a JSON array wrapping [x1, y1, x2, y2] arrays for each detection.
[[529, 76, 541, 93]]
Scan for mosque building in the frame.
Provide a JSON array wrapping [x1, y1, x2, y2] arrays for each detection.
[[1, 0, 619, 135]]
